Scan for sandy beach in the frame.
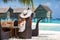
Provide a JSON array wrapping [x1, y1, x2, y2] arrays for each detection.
[[8, 30, 60, 40], [39, 30, 60, 40]]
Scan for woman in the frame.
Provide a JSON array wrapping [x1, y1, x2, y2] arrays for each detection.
[[18, 8, 33, 39]]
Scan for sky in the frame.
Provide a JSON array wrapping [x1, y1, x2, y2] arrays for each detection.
[[0, 0, 60, 19]]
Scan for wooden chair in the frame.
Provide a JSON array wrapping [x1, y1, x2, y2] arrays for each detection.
[[0, 22, 10, 40], [32, 17, 44, 36], [18, 18, 32, 39], [0, 27, 10, 40]]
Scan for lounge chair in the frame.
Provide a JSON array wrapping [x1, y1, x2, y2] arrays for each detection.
[[18, 18, 32, 39], [32, 17, 44, 36]]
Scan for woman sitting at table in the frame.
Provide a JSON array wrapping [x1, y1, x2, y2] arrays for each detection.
[[18, 8, 33, 39]]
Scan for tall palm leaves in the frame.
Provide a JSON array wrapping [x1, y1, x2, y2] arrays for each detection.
[[19, 0, 34, 10], [19, 0, 33, 6], [31, 0, 34, 11], [2, 0, 8, 3]]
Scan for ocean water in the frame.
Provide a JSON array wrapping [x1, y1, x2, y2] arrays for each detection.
[[32, 18, 60, 31], [32, 18, 60, 23], [39, 26, 60, 31]]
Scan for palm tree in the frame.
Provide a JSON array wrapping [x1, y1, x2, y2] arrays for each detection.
[[2, 0, 15, 3], [2, 0, 8, 3], [18, 0, 34, 8]]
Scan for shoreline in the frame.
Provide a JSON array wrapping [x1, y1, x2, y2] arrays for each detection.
[[32, 23, 60, 26]]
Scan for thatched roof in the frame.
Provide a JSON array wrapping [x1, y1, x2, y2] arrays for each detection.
[[0, 7, 24, 13], [13, 8, 35, 13], [35, 4, 52, 13], [41, 5, 52, 12], [0, 7, 9, 13], [13, 8, 25, 13], [0, 7, 35, 13]]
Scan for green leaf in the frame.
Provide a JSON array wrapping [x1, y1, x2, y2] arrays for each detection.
[[2, 0, 8, 3]]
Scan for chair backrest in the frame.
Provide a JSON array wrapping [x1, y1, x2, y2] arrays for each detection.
[[14, 20, 18, 26], [0, 22, 2, 40]]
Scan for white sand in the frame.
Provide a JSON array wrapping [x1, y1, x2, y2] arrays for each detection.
[[8, 30, 60, 40], [39, 30, 60, 40]]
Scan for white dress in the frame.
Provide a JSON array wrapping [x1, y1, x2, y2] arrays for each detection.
[[18, 9, 35, 32]]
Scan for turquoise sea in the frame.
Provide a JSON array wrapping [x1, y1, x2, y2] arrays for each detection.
[[1, 18, 60, 31], [32, 18, 60, 31], [32, 18, 60, 23]]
